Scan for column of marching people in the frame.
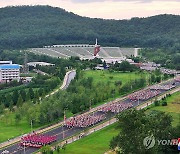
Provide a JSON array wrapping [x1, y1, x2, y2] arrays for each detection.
[[18, 78, 180, 149], [98, 102, 133, 113], [128, 89, 161, 101], [20, 133, 57, 148], [64, 114, 105, 128], [65, 101, 133, 128]]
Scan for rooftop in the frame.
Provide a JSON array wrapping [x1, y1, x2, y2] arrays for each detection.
[[0, 64, 20, 69]]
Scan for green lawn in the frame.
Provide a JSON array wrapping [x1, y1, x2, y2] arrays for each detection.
[[56, 123, 119, 154], [83, 70, 148, 87], [0, 113, 40, 143], [0, 110, 74, 143], [146, 91, 180, 127]]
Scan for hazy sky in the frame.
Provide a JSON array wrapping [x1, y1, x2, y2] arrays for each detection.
[[0, 0, 180, 19]]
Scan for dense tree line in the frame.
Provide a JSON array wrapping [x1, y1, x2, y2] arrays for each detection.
[[109, 61, 139, 72], [0, 74, 60, 111], [0, 80, 22, 90], [0, 6, 179, 49]]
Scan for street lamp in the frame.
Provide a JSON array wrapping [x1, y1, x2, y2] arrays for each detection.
[[30, 120, 33, 132], [63, 107, 68, 139], [89, 98, 94, 111]]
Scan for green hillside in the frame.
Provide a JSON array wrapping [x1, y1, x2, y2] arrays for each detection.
[[0, 5, 179, 49]]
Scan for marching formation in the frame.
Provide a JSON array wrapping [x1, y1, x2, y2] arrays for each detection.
[[20, 133, 57, 148], [128, 89, 160, 101], [150, 84, 175, 90], [98, 102, 133, 113], [65, 114, 105, 128]]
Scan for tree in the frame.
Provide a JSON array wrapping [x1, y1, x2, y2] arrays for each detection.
[[162, 101, 167, 106], [151, 74, 156, 83], [17, 95, 23, 107], [110, 109, 173, 154], [9, 100, 14, 111], [4, 94, 12, 107], [40, 145, 51, 154], [20, 90, 26, 102], [154, 100, 160, 106], [29, 88, 34, 100], [114, 80, 122, 86], [0, 104, 5, 114], [156, 76, 161, 83], [15, 112, 21, 125], [12, 91, 19, 105]]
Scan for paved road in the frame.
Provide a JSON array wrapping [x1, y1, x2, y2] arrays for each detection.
[[45, 70, 76, 97], [61, 70, 76, 90], [0, 78, 179, 154]]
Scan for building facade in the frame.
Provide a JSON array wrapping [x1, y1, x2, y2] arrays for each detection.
[[0, 64, 20, 83]]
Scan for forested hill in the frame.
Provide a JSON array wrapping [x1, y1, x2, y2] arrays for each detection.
[[0, 5, 180, 49]]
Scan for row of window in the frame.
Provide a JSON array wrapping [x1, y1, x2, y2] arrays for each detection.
[[1, 70, 19, 72], [2, 74, 19, 76], [2, 77, 19, 79]]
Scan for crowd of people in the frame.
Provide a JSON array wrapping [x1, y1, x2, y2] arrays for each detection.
[[64, 114, 105, 128], [98, 102, 133, 113], [150, 84, 175, 90], [128, 89, 160, 101], [20, 133, 56, 148]]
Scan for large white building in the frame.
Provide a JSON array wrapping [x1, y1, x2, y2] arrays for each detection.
[[0, 62, 20, 83]]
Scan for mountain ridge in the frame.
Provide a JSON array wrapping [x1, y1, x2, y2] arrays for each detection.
[[0, 5, 179, 49]]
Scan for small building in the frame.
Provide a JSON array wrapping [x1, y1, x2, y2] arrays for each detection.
[[0, 64, 20, 83]]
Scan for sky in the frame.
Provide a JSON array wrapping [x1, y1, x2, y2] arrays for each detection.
[[0, 0, 180, 19]]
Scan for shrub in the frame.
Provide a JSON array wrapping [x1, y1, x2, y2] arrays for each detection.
[[109, 76, 113, 79], [115, 80, 122, 86], [154, 100, 160, 106], [162, 101, 167, 106]]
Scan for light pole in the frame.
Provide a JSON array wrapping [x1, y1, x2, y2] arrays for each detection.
[[89, 98, 93, 111], [63, 108, 68, 139], [30, 120, 33, 132], [63, 110, 65, 139]]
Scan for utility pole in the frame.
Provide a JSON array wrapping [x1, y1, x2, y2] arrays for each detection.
[[89, 100, 92, 110], [63, 109, 66, 139], [31, 120, 33, 132], [23, 51, 29, 74]]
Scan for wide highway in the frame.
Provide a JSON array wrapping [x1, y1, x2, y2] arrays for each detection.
[[0, 78, 180, 154]]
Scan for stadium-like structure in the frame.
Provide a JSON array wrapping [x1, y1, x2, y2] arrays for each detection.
[[28, 42, 139, 62]]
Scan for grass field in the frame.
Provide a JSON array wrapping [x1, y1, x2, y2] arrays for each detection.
[[83, 70, 148, 87], [0, 110, 73, 143], [146, 91, 180, 127], [55, 123, 119, 154], [0, 113, 40, 143]]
